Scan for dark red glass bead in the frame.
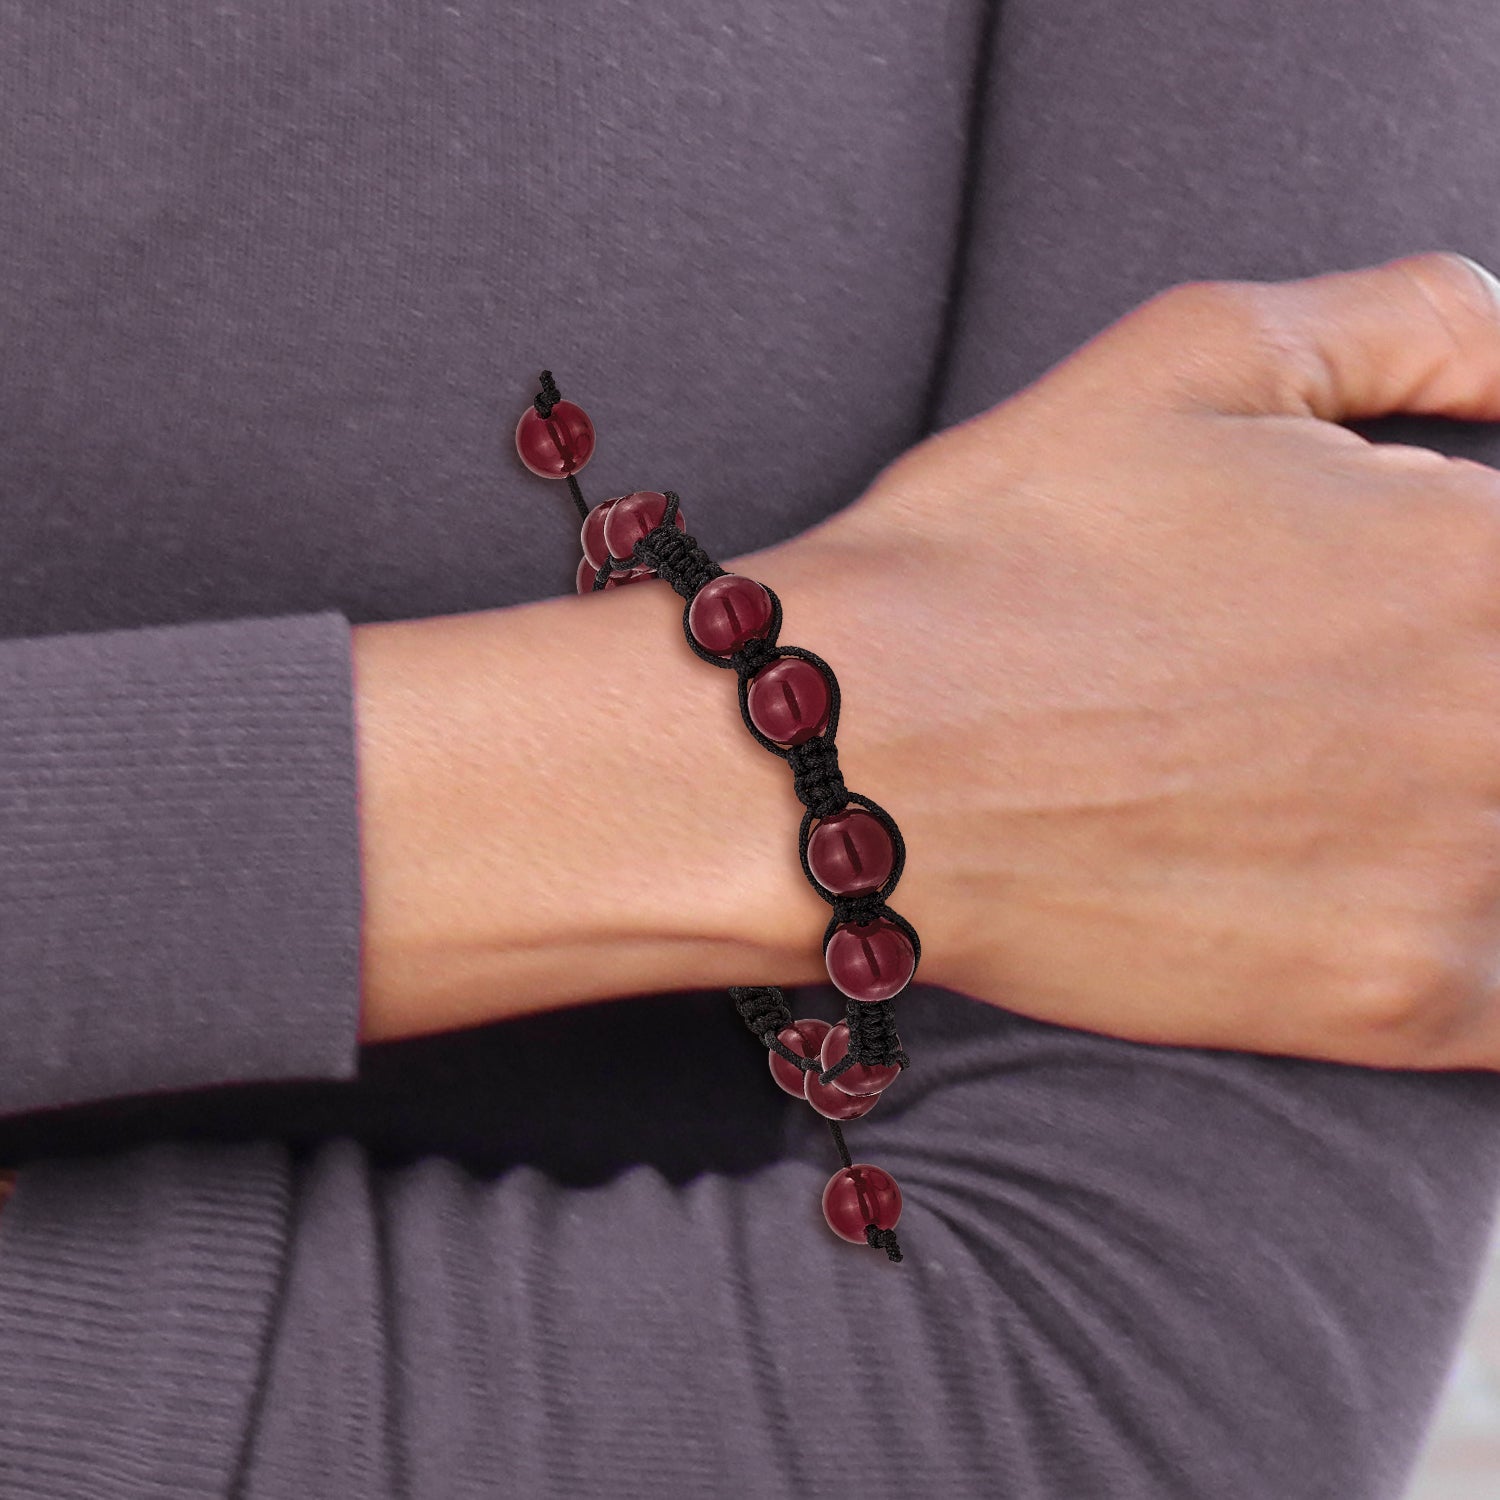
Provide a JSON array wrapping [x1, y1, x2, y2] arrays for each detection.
[[601, 491, 686, 561], [822, 1164, 902, 1244], [767, 1018, 831, 1098], [804, 1063, 881, 1121], [687, 574, 775, 658], [574, 557, 654, 595], [580, 498, 622, 570], [515, 400, 595, 478], [746, 657, 830, 747], [826, 917, 915, 1002], [819, 1020, 902, 1097], [807, 808, 894, 897]]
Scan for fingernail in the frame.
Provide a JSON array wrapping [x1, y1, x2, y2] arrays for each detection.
[[1455, 254, 1500, 313]]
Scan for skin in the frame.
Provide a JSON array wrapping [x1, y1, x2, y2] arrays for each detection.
[[351, 250, 1500, 1076], [750, 250, 1500, 1072], [5, 252, 1500, 1224]]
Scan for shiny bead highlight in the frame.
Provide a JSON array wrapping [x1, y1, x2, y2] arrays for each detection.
[[515, 399, 595, 478], [822, 1164, 902, 1244]]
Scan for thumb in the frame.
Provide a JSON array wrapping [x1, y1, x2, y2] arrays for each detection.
[[1121, 251, 1500, 426]]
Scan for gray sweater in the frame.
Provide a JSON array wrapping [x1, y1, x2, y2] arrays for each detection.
[[4, 3, 1500, 1496]]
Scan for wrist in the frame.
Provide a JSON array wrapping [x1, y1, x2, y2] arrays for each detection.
[[352, 553, 829, 1045]]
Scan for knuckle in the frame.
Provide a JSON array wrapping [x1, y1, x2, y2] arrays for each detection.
[[1377, 252, 1500, 372], [1148, 278, 1267, 334], [1347, 927, 1470, 1051], [1396, 250, 1499, 330], [1136, 280, 1309, 411], [1430, 480, 1500, 552], [1437, 453, 1500, 501]]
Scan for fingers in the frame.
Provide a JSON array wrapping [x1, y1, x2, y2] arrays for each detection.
[[1130, 251, 1500, 427]]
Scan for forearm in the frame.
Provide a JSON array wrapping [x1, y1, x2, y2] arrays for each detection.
[[351, 543, 834, 1045]]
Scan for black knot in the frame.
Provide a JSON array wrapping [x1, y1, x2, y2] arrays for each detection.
[[818, 995, 909, 1085], [732, 986, 812, 1067], [634, 522, 723, 600], [785, 737, 848, 816], [730, 985, 793, 1043], [844, 996, 908, 1069], [533, 369, 562, 418], [829, 891, 886, 927], [866, 1225, 903, 1262], [731, 637, 782, 676]]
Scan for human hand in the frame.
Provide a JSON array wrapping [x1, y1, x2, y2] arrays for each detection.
[[745, 251, 1500, 1070]]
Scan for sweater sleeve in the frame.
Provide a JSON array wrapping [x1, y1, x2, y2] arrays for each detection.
[[2, 997, 1499, 1498], [0, 608, 362, 1120]]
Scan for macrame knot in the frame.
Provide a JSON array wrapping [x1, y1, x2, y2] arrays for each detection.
[[818, 995, 910, 1089], [730, 636, 782, 677], [635, 514, 724, 600], [841, 995, 909, 1070], [829, 891, 886, 927], [784, 736, 848, 817], [866, 1225, 903, 1262], [729, 984, 813, 1065]]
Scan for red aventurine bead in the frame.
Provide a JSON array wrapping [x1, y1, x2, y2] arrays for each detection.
[[819, 1020, 902, 1097], [825, 917, 915, 1003], [574, 556, 655, 595], [767, 1018, 831, 1098], [687, 574, 774, 658], [804, 1063, 881, 1121], [601, 490, 687, 561], [580, 498, 622, 570], [516, 400, 595, 478], [807, 808, 894, 897], [822, 1164, 902, 1244], [746, 657, 830, 747]]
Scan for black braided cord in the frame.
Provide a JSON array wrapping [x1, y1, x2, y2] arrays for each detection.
[[533, 371, 913, 1263]]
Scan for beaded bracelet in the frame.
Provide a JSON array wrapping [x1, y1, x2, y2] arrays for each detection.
[[515, 372, 917, 1262]]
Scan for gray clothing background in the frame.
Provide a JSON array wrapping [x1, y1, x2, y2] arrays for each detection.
[[2, 2, 1499, 1495]]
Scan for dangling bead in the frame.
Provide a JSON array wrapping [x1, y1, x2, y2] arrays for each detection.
[[688, 574, 775, 658], [822, 1164, 902, 1244], [805, 1063, 882, 1120], [819, 1020, 902, 1097], [601, 490, 687, 560], [807, 808, 894, 896], [515, 399, 595, 478], [825, 918, 915, 1002], [767, 1018, 831, 1098], [746, 658, 831, 747]]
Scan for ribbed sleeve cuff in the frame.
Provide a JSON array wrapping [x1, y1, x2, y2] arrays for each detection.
[[0, 609, 363, 1118], [0, 1139, 292, 1496]]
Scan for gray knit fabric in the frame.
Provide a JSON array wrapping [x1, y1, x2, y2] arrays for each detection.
[[2, 3, 1500, 1495]]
